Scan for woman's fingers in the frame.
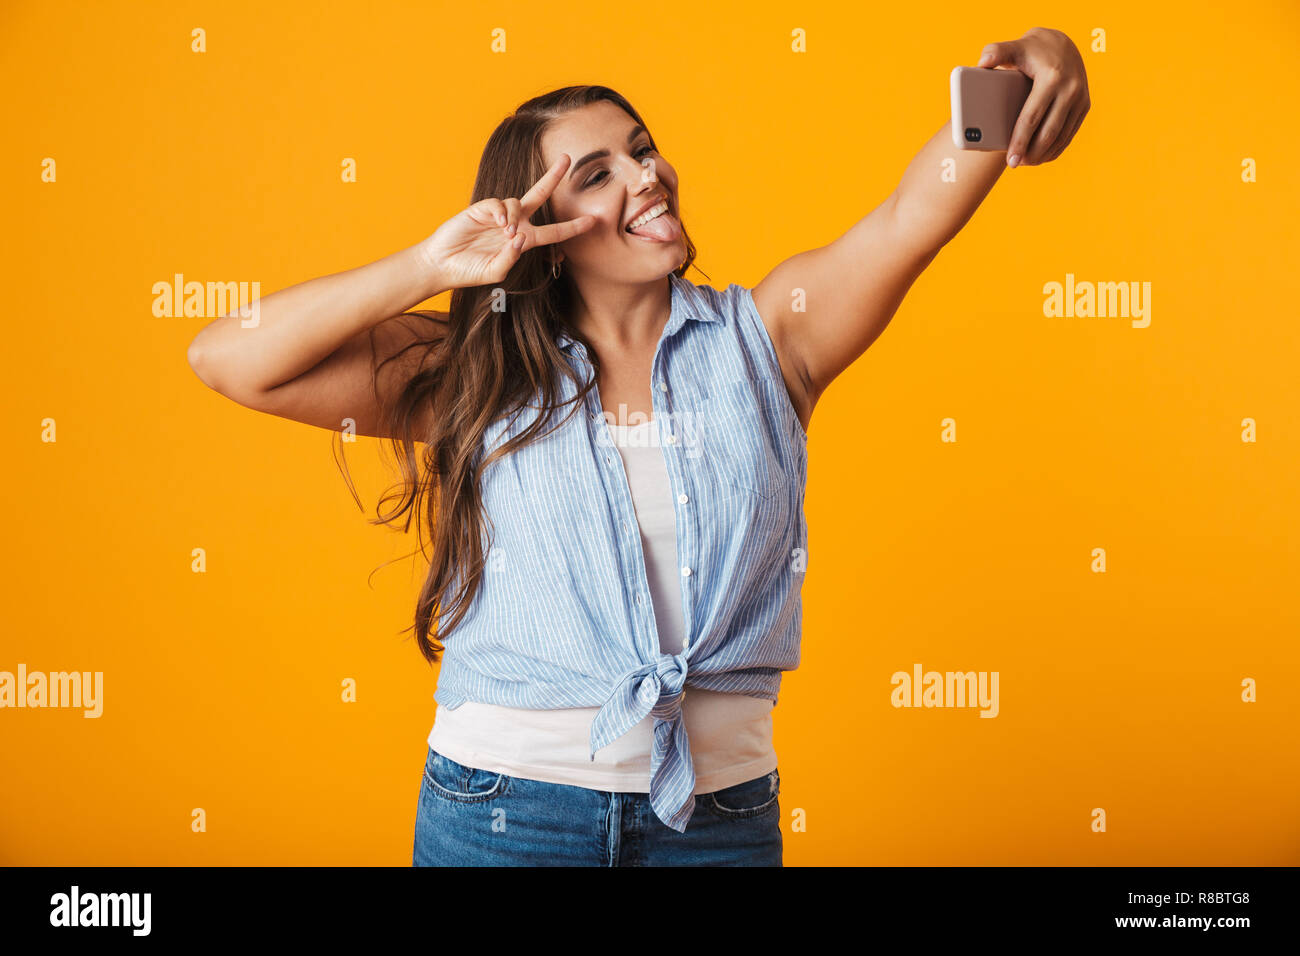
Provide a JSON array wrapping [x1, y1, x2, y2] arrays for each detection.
[[977, 39, 1026, 71], [1042, 99, 1087, 164], [979, 37, 1061, 167], [502, 197, 522, 237], [983, 27, 1089, 167], [518, 154, 572, 216], [474, 154, 594, 267], [1023, 90, 1073, 165], [492, 228, 527, 267], [471, 197, 508, 227], [526, 215, 596, 249], [1006, 77, 1056, 167]]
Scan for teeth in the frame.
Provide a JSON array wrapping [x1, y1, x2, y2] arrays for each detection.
[[626, 200, 668, 231]]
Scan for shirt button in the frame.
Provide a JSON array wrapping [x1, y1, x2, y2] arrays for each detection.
[[666, 434, 678, 445], [658, 382, 668, 392], [636, 593, 644, 605], [622, 521, 629, 531], [681, 566, 692, 577], [678, 493, 688, 504]]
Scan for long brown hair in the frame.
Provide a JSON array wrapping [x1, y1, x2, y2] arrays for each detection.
[[338, 85, 704, 665]]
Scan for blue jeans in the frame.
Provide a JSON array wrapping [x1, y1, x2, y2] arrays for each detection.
[[413, 746, 783, 866]]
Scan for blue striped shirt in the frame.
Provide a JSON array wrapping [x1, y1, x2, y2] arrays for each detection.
[[432, 272, 808, 832]]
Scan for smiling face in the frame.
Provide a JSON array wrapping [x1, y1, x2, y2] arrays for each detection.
[[539, 100, 686, 285]]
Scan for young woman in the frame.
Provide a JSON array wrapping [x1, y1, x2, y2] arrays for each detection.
[[187, 28, 1089, 866]]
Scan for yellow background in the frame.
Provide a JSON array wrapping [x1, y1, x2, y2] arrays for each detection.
[[2, 0, 1297, 865]]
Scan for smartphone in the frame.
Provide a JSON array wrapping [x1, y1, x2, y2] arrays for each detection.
[[950, 65, 1031, 151]]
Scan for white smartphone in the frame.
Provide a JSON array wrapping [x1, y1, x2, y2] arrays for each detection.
[[950, 65, 1031, 151]]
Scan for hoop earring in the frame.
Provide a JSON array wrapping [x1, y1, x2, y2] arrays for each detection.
[[552, 258, 562, 279]]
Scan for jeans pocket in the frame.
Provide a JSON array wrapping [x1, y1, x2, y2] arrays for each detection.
[[422, 748, 509, 804], [704, 768, 780, 819]]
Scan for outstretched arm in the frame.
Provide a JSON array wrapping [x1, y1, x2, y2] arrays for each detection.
[[754, 26, 1090, 410]]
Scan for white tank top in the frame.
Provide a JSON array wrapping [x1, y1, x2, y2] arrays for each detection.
[[427, 416, 777, 794]]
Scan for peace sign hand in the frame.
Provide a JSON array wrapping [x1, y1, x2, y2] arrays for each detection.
[[418, 154, 596, 289]]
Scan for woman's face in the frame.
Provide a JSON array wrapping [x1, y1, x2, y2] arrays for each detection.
[[539, 100, 685, 284]]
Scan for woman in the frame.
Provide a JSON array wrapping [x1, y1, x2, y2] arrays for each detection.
[[187, 28, 1089, 866]]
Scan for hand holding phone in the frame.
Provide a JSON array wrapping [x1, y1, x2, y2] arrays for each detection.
[[951, 28, 1091, 166]]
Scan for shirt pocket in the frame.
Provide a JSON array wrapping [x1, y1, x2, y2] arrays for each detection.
[[691, 378, 791, 500]]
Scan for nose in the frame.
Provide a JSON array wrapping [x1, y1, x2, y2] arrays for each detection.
[[613, 152, 658, 190], [635, 155, 659, 187]]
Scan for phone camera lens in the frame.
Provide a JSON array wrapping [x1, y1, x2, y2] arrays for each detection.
[[964, 127, 982, 143]]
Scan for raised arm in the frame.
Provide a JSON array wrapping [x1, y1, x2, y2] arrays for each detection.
[[186, 153, 594, 440], [753, 27, 1090, 416]]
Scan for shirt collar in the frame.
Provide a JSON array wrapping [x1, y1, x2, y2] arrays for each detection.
[[553, 272, 719, 354]]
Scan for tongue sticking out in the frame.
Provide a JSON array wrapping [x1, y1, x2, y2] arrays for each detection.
[[629, 212, 682, 242]]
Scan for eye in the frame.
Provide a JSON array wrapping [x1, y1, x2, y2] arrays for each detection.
[[583, 144, 656, 188]]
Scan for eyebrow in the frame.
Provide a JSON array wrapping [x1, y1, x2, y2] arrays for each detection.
[[567, 125, 648, 182]]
